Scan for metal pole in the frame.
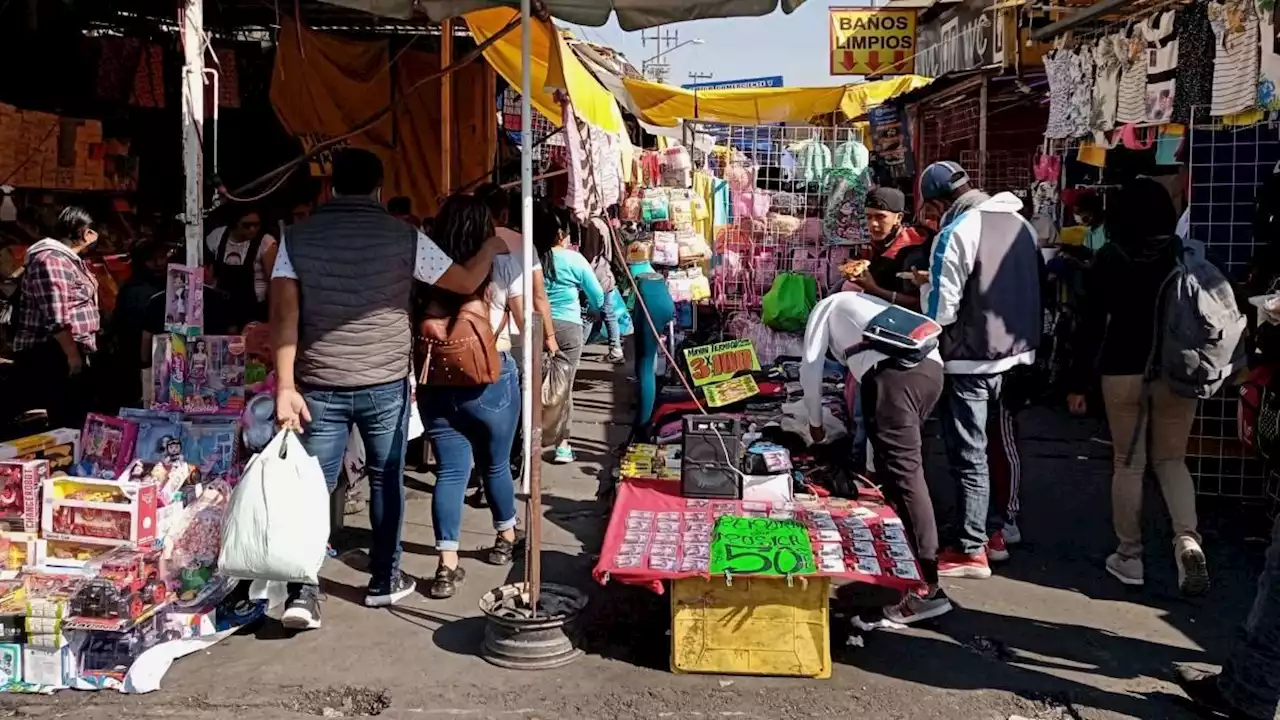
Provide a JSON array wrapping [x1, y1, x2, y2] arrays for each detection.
[[518, 0, 542, 614], [978, 75, 988, 190], [181, 0, 205, 267], [441, 19, 454, 194]]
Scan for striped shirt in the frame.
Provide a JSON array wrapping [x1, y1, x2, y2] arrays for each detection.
[[1210, 0, 1260, 116]]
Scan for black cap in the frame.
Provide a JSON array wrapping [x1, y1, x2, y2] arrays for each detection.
[[866, 187, 906, 213]]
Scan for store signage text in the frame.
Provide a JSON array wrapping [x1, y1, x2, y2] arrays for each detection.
[[683, 339, 761, 386], [916, 0, 1003, 78], [829, 8, 918, 76], [682, 76, 785, 91]]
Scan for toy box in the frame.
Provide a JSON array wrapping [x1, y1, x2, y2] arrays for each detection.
[[0, 459, 46, 532], [183, 335, 247, 415], [0, 428, 81, 477], [42, 476, 159, 548], [23, 642, 79, 687], [160, 606, 216, 641], [119, 409, 185, 464], [72, 414, 138, 480], [0, 532, 36, 579], [77, 618, 158, 684], [35, 538, 115, 570], [69, 548, 167, 625], [163, 264, 203, 336], [151, 335, 187, 410], [183, 417, 238, 483], [0, 643, 20, 685]]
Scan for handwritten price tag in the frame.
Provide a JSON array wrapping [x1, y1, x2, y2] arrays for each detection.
[[703, 375, 760, 408], [709, 516, 816, 577], [683, 339, 761, 387]]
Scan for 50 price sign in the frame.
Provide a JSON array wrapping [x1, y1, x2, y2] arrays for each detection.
[[683, 339, 761, 387], [709, 516, 816, 577]]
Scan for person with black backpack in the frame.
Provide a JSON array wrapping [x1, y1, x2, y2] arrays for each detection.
[[1067, 177, 1243, 596]]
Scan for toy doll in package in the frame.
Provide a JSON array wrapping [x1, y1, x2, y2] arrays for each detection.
[[71, 415, 138, 480], [183, 336, 247, 415], [183, 418, 238, 483], [151, 334, 187, 411], [163, 264, 203, 335]]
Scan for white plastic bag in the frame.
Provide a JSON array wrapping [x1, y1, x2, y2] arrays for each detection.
[[219, 429, 329, 584]]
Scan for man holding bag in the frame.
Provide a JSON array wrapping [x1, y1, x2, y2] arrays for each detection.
[[271, 149, 503, 629]]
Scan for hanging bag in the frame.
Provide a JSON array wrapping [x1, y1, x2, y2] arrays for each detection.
[[760, 272, 818, 332]]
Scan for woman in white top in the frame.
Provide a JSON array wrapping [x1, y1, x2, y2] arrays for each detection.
[[205, 206, 277, 326]]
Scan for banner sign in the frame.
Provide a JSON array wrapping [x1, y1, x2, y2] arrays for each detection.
[[683, 339, 761, 387], [710, 516, 816, 577], [868, 104, 913, 179], [682, 76, 785, 91], [916, 0, 1002, 78], [830, 8, 917, 76]]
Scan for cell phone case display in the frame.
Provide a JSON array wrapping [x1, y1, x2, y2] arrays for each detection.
[[42, 477, 159, 548], [162, 264, 203, 336], [71, 415, 138, 480], [0, 460, 47, 533]]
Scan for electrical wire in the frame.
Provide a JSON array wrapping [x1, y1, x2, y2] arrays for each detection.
[[0, 122, 58, 187]]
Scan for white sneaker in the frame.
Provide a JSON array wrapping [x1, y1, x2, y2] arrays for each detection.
[[1105, 553, 1145, 586], [1002, 521, 1022, 546], [1174, 536, 1209, 596]]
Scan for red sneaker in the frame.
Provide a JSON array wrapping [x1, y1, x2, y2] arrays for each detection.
[[937, 549, 992, 579], [987, 531, 1010, 563]]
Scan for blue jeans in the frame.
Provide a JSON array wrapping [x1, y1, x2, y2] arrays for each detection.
[[421, 353, 520, 552], [940, 373, 1005, 555], [299, 377, 410, 582], [1219, 514, 1280, 720]]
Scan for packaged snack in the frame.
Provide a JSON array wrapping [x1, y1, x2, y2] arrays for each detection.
[[163, 264, 203, 336], [0, 459, 47, 532], [183, 335, 247, 415], [72, 414, 138, 480]]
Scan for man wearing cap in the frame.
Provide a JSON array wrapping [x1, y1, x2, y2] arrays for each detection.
[[915, 161, 1042, 579], [845, 187, 929, 310]]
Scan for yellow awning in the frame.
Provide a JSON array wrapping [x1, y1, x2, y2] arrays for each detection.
[[465, 9, 624, 134], [622, 75, 933, 127]]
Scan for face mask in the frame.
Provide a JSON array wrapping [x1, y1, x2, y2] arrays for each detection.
[[1073, 214, 1084, 225]]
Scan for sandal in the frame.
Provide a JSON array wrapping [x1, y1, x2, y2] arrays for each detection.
[[486, 530, 526, 566], [428, 565, 466, 599]]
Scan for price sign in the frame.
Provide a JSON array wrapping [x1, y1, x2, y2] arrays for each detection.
[[704, 375, 760, 408], [709, 516, 816, 577], [683, 339, 761, 387]]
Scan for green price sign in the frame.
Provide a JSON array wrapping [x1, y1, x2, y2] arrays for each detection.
[[709, 515, 816, 576]]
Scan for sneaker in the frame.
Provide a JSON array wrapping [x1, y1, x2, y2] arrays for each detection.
[[364, 571, 416, 608], [428, 565, 467, 600], [606, 349, 625, 364], [884, 588, 953, 625], [1105, 552, 1145, 586], [553, 444, 575, 464], [486, 530, 526, 566], [1002, 521, 1022, 546], [937, 550, 992, 579], [1173, 667, 1255, 719], [281, 584, 322, 630], [1174, 536, 1210, 597], [987, 531, 1011, 563]]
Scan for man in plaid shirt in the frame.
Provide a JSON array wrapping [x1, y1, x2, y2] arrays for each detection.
[[11, 206, 100, 428]]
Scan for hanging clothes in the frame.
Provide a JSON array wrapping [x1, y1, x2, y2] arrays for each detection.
[[832, 138, 869, 173], [788, 138, 832, 185], [1173, 1, 1217, 123], [1044, 48, 1075, 137], [1115, 29, 1148, 124], [692, 171, 716, 244], [1210, 0, 1261, 117], [1258, 0, 1280, 110], [1068, 44, 1096, 136], [1143, 10, 1179, 123], [1092, 35, 1123, 131]]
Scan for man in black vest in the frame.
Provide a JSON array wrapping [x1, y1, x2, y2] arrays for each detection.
[[270, 149, 504, 630]]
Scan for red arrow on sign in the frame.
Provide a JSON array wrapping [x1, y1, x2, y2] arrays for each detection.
[[892, 50, 907, 70], [842, 51, 856, 71], [865, 51, 882, 73]]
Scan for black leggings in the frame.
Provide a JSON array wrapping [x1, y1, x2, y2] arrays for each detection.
[[861, 360, 945, 584]]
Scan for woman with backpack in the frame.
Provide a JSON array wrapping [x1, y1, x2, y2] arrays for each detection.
[[416, 196, 523, 599], [1067, 177, 1209, 595]]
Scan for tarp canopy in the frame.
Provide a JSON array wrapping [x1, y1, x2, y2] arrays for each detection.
[[621, 75, 933, 126], [319, 0, 807, 30], [465, 8, 624, 134]]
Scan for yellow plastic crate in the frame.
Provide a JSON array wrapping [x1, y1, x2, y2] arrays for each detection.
[[670, 576, 831, 678]]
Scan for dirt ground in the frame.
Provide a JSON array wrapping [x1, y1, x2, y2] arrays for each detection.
[[3, 351, 1273, 720]]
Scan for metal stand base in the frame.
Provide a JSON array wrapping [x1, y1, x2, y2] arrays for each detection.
[[479, 583, 588, 670]]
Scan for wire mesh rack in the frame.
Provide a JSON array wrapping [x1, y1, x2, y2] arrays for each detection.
[[1187, 113, 1280, 500], [684, 121, 871, 314]]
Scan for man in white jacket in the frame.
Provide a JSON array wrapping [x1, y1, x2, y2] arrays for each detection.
[[918, 162, 1042, 579]]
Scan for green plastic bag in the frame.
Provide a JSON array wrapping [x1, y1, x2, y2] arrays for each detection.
[[761, 273, 817, 332]]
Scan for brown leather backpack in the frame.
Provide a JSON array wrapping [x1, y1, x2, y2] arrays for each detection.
[[415, 298, 507, 387]]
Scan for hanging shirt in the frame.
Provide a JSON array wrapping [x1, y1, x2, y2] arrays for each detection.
[[1173, 1, 1216, 123], [1258, 0, 1280, 111], [1142, 10, 1179, 124], [1210, 0, 1261, 117], [1115, 29, 1148, 124], [1092, 35, 1122, 131], [788, 139, 832, 185]]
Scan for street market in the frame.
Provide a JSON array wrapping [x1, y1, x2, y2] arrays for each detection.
[[0, 0, 1278, 718]]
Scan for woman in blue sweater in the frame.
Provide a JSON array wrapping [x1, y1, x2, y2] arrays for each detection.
[[535, 206, 604, 463]]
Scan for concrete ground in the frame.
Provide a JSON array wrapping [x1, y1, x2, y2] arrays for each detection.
[[3, 349, 1274, 720]]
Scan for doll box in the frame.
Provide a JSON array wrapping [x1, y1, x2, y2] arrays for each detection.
[[0, 459, 47, 533], [41, 477, 158, 549], [0, 429, 81, 477], [163, 264, 204, 337], [74, 414, 139, 480], [183, 335, 248, 415]]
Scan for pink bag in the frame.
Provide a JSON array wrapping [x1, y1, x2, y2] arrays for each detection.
[[735, 190, 772, 219], [1033, 154, 1061, 183]]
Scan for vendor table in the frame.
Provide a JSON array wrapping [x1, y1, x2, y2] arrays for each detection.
[[592, 478, 925, 595]]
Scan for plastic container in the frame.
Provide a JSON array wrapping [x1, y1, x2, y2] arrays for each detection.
[[670, 576, 831, 678]]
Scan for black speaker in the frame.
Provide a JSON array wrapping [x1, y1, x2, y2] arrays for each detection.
[[681, 415, 742, 499]]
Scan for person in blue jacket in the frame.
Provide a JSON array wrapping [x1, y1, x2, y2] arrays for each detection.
[[535, 206, 604, 464]]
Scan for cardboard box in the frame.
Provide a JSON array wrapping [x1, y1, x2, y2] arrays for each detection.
[[34, 538, 114, 570], [42, 477, 158, 548], [23, 643, 77, 687], [0, 429, 81, 477], [0, 532, 37, 579], [0, 459, 47, 533], [0, 643, 20, 685], [160, 607, 216, 641]]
